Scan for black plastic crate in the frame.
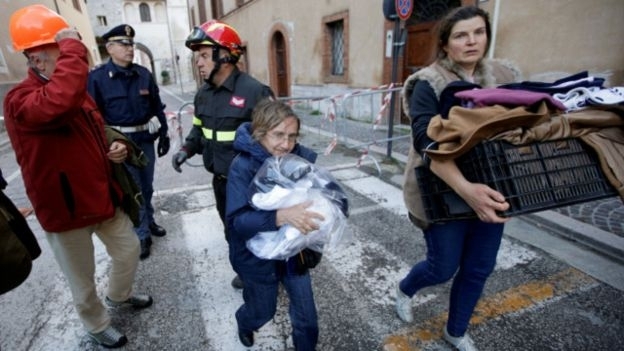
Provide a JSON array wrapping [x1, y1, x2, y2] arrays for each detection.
[[416, 138, 618, 222]]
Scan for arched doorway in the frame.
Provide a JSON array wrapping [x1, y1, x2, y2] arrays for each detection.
[[96, 37, 156, 81], [269, 29, 290, 97], [134, 42, 156, 77]]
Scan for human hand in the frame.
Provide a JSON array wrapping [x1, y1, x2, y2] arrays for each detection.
[[276, 200, 326, 235], [18, 207, 34, 218], [157, 136, 170, 157], [458, 183, 510, 223], [107, 141, 128, 163], [171, 150, 188, 173], [55, 28, 82, 42]]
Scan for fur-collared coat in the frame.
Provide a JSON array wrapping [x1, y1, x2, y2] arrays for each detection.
[[402, 57, 522, 229]]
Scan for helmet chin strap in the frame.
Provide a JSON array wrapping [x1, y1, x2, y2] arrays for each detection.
[[205, 45, 236, 85], [206, 63, 220, 85]]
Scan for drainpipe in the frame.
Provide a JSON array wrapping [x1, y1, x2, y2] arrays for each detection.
[[488, 0, 501, 59]]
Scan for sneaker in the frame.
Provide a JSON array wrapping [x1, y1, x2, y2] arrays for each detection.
[[395, 283, 413, 323], [106, 294, 153, 309], [443, 327, 478, 351], [88, 326, 127, 348]]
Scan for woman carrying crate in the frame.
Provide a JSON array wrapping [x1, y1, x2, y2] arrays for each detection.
[[396, 6, 522, 351]]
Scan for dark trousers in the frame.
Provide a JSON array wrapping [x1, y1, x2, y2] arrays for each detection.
[[126, 139, 156, 241], [212, 174, 228, 238], [236, 269, 318, 351], [400, 219, 504, 337]]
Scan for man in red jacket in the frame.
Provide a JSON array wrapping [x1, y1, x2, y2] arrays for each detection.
[[3, 5, 152, 348]]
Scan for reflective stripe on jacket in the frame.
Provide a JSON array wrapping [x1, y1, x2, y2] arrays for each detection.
[[183, 69, 274, 175]]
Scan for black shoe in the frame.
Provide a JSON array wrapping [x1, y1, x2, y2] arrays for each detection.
[[140, 239, 151, 260], [238, 329, 254, 347], [106, 294, 153, 309], [231, 275, 244, 289], [149, 223, 167, 237]]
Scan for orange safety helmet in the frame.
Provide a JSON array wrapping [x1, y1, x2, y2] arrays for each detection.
[[185, 20, 244, 59], [9, 4, 70, 52]]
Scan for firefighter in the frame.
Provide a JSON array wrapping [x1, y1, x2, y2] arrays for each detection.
[[171, 20, 274, 289]]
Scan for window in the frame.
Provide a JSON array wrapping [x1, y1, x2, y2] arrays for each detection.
[[97, 15, 107, 26], [408, 0, 461, 24], [328, 20, 344, 75], [139, 3, 152, 22], [72, 0, 81, 12], [322, 11, 349, 83]]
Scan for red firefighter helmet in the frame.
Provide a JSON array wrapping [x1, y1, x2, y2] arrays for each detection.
[[185, 20, 244, 58]]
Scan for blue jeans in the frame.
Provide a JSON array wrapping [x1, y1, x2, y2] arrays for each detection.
[[399, 219, 503, 337], [236, 269, 318, 351], [126, 136, 156, 241]]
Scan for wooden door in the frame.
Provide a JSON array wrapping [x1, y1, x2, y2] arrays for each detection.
[[271, 31, 289, 97], [402, 21, 437, 80]]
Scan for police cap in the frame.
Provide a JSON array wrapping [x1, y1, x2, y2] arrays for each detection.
[[102, 24, 135, 44]]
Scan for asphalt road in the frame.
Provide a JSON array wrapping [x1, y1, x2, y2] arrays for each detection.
[[0, 87, 622, 351]]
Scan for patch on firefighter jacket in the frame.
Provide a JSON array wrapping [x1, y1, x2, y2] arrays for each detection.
[[230, 96, 245, 108]]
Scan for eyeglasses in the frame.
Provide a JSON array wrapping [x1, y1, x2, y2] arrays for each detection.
[[113, 41, 134, 48], [267, 131, 298, 143]]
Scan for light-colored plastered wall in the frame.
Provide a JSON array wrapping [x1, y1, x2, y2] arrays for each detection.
[[464, 0, 622, 85], [195, 0, 624, 88], [220, 0, 387, 88]]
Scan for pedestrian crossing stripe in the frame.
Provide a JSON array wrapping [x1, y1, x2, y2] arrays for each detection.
[[382, 268, 599, 351]]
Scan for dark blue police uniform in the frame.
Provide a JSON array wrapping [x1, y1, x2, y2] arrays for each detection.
[[87, 24, 169, 259]]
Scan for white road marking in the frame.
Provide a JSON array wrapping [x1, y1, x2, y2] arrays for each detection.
[[332, 169, 537, 271], [180, 197, 289, 350], [8, 165, 537, 350]]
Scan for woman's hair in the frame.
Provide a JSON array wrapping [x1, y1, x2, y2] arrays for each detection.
[[435, 6, 492, 60], [251, 99, 300, 141]]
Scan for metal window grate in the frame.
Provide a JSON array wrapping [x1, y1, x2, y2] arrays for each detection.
[[408, 0, 461, 24], [329, 20, 344, 76]]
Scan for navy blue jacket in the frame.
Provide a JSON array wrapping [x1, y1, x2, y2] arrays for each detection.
[[88, 60, 167, 142], [184, 68, 273, 176], [226, 122, 317, 276]]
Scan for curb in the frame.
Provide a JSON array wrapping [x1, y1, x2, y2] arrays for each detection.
[[523, 211, 624, 265]]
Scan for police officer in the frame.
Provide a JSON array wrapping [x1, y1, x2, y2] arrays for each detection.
[[171, 20, 274, 288], [88, 24, 170, 260]]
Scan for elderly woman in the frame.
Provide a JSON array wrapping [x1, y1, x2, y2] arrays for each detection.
[[226, 99, 324, 350], [397, 6, 522, 351]]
